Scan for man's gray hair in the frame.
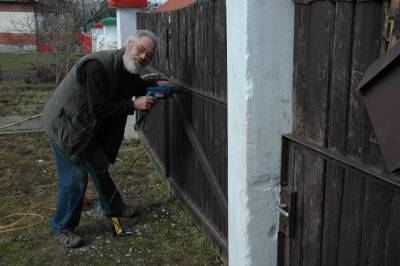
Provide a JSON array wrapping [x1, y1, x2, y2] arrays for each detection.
[[126, 30, 159, 49]]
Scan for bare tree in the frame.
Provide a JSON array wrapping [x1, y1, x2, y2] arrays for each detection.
[[8, 0, 114, 84], [37, 0, 82, 84]]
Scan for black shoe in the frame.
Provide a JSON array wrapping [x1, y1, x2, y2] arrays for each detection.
[[54, 231, 83, 248]]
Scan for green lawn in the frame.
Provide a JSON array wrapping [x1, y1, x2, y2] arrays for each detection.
[[0, 52, 55, 116], [0, 52, 53, 77]]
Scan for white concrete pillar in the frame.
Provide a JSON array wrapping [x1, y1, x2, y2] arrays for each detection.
[[227, 1, 294, 265], [115, 8, 141, 140], [91, 27, 103, 52], [104, 25, 117, 50], [116, 8, 139, 48], [107, 2, 147, 140]]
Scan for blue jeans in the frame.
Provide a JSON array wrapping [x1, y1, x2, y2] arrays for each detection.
[[51, 141, 125, 232]]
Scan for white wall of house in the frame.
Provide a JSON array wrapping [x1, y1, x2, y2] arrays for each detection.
[[0, 11, 35, 33], [0, 44, 35, 52], [227, 0, 294, 265], [0, 10, 36, 52]]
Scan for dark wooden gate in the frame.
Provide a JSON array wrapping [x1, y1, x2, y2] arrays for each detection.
[[137, 0, 227, 258], [278, 0, 400, 265]]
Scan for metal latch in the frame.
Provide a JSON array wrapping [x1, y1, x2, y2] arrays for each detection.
[[278, 190, 297, 237], [276, 203, 289, 217]]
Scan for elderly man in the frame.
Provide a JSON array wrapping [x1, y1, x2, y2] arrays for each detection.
[[42, 30, 168, 248]]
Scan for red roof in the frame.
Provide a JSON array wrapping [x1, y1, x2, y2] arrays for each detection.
[[108, 0, 147, 8], [154, 0, 194, 12]]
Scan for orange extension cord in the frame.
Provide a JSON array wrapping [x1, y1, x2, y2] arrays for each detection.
[[0, 114, 151, 234], [0, 204, 54, 233]]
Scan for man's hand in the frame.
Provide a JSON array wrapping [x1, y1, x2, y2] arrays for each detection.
[[133, 96, 156, 111]]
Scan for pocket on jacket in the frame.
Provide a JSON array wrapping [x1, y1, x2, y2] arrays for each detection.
[[60, 112, 94, 150]]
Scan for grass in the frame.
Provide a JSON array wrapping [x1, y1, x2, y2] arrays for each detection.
[[0, 52, 55, 116], [0, 81, 54, 116], [0, 52, 52, 77]]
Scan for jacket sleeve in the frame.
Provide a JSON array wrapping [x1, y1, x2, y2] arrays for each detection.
[[135, 78, 158, 97], [80, 60, 136, 119]]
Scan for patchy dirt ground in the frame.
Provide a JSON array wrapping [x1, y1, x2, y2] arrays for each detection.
[[0, 52, 223, 265], [0, 81, 54, 116], [0, 133, 223, 265]]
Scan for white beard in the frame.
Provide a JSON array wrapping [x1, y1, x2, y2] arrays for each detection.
[[123, 52, 145, 74]]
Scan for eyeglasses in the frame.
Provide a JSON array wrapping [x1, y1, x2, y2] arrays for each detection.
[[135, 43, 154, 58]]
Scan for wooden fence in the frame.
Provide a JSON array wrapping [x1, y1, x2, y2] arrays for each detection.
[[137, 0, 227, 257], [278, 1, 400, 265]]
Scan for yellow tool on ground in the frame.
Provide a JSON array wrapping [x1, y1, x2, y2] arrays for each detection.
[[110, 216, 133, 237]]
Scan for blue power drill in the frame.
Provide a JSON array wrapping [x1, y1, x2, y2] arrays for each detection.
[[134, 86, 174, 128]]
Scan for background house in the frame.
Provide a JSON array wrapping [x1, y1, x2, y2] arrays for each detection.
[[153, 0, 194, 12], [0, 0, 38, 52]]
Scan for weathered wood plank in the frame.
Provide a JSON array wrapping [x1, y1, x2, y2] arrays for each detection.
[[385, 193, 400, 265], [303, 1, 334, 145], [163, 98, 170, 177], [312, 9, 352, 266], [192, 94, 205, 209], [203, 1, 215, 95], [160, 12, 170, 76], [152, 13, 159, 71], [186, 6, 195, 87], [320, 163, 344, 266], [204, 97, 221, 232], [193, 3, 204, 93], [290, 147, 306, 266], [291, 3, 311, 265], [173, 94, 228, 217], [327, 2, 354, 154], [300, 2, 335, 265], [218, 104, 228, 236], [301, 154, 325, 266], [346, 2, 385, 168], [169, 93, 189, 188], [358, 180, 392, 266], [177, 9, 186, 82], [337, 172, 366, 266], [214, 0, 227, 100], [293, 3, 311, 138], [169, 11, 179, 80]]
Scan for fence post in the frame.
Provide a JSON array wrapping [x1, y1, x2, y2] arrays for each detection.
[[164, 97, 171, 177]]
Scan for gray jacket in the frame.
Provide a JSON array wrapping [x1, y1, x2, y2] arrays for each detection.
[[42, 49, 124, 162]]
